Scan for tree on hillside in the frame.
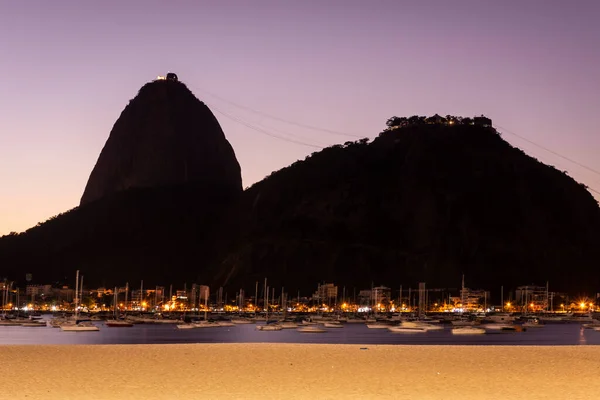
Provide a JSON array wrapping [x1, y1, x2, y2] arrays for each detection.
[[386, 116, 407, 128]]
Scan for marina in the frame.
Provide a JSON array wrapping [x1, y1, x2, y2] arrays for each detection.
[[1, 314, 599, 345]]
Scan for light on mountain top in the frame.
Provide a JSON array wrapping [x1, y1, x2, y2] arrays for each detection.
[[156, 76, 166, 80]]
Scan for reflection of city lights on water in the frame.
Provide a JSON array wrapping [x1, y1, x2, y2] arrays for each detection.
[[579, 327, 587, 345]]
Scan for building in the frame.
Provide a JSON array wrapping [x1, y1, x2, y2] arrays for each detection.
[[314, 283, 338, 304], [457, 287, 491, 311], [373, 286, 392, 308], [26, 284, 52, 297], [473, 115, 492, 127], [51, 286, 75, 303], [358, 290, 372, 308], [426, 114, 447, 124], [515, 285, 549, 312], [90, 287, 114, 298], [198, 285, 210, 304], [356, 287, 392, 310]]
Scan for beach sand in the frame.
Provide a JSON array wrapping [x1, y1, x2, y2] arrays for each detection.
[[1, 344, 599, 400]]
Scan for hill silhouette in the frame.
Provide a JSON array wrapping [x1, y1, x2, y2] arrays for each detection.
[[1, 105, 599, 295], [208, 123, 600, 294], [81, 79, 241, 204]]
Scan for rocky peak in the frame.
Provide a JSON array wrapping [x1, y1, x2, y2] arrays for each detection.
[[80, 79, 242, 205]]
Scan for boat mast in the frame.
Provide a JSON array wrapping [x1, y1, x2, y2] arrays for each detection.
[[74, 270, 80, 319], [461, 274, 466, 313], [140, 280, 143, 310], [399, 285, 402, 311], [80, 274, 84, 314], [203, 288, 208, 321], [546, 281, 549, 312], [1, 280, 6, 318], [264, 278, 268, 320], [125, 282, 129, 312], [255, 281, 258, 313]]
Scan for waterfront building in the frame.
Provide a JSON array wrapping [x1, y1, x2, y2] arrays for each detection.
[[456, 288, 491, 312], [516, 284, 549, 312], [313, 283, 338, 305], [373, 286, 392, 310], [26, 284, 52, 297]]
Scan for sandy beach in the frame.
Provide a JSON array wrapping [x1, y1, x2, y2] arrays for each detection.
[[1, 344, 599, 400]]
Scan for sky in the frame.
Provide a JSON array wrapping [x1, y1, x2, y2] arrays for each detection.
[[1, 0, 599, 235]]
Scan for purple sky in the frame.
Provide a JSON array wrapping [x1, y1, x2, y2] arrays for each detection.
[[1, 0, 599, 235]]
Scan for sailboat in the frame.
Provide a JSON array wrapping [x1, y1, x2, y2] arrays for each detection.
[[60, 270, 99, 332], [256, 278, 282, 331], [106, 287, 133, 327]]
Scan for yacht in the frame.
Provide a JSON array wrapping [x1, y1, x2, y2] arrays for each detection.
[[176, 323, 197, 330], [522, 317, 544, 328], [366, 323, 391, 329], [230, 318, 255, 324], [400, 321, 443, 331], [388, 326, 428, 334], [105, 319, 134, 328], [486, 313, 515, 324], [297, 326, 326, 333], [451, 326, 486, 335], [60, 322, 99, 332], [256, 324, 282, 331]]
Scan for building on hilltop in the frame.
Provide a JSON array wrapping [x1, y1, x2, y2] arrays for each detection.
[[473, 115, 492, 127], [426, 114, 447, 124], [155, 72, 178, 82], [385, 114, 493, 130]]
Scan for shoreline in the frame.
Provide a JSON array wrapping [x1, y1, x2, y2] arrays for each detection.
[[1, 343, 599, 399]]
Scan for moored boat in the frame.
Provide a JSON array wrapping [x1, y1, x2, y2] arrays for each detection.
[[366, 323, 391, 329], [388, 326, 428, 333], [60, 322, 99, 332], [297, 326, 326, 333], [105, 319, 134, 328], [230, 319, 255, 324], [451, 326, 486, 335], [256, 324, 282, 331]]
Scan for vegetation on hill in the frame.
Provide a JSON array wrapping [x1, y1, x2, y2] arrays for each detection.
[[1, 119, 599, 295], [207, 122, 600, 294]]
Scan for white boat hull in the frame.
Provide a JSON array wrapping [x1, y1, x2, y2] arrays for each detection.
[[388, 326, 427, 333], [60, 325, 99, 332], [366, 324, 390, 329], [257, 325, 282, 331], [297, 327, 326, 333], [452, 327, 486, 335]]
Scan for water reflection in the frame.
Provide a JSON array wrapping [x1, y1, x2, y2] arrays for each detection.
[[1, 322, 599, 346]]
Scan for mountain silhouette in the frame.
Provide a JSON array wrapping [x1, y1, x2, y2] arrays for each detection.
[[1, 94, 599, 295], [81, 78, 241, 205], [208, 123, 600, 294]]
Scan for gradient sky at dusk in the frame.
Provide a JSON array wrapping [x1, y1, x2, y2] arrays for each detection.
[[1, 0, 599, 235]]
